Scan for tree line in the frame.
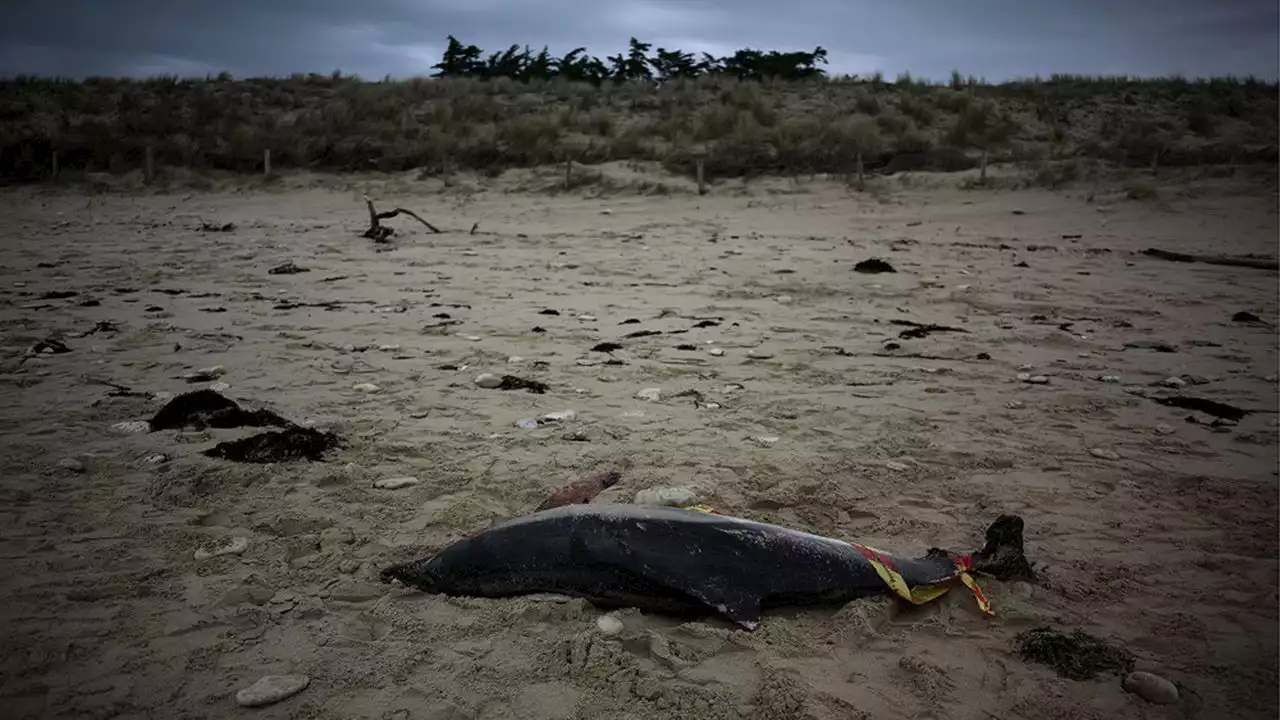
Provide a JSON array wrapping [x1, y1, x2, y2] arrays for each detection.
[[432, 36, 829, 83]]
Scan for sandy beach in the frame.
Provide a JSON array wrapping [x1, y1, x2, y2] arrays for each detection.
[[1, 172, 1276, 719]]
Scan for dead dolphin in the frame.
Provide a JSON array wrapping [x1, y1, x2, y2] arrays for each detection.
[[380, 504, 1034, 630]]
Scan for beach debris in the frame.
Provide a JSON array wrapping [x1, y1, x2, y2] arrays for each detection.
[[1017, 373, 1050, 384], [708, 348, 725, 356], [691, 319, 720, 328], [633, 486, 699, 508], [360, 195, 441, 242], [198, 220, 236, 233], [203, 426, 342, 463], [539, 309, 561, 316], [182, 365, 226, 383], [531, 326, 546, 333], [624, 329, 663, 339], [515, 419, 539, 429], [1141, 247, 1278, 271], [111, 420, 151, 434], [541, 410, 577, 422], [1124, 339, 1177, 353], [1089, 448, 1120, 461], [235, 675, 310, 708], [485, 375, 549, 394], [373, 476, 420, 490], [746, 348, 775, 359], [591, 342, 623, 353], [1098, 375, 1121, 383], [351, 382, 382, 393], [536, 469, 622, 511], [751, 435, 781, 447], [892, 319, 968, 339], [635, 388, 663, 402], [1016, 627, 1135, 680], [194, 536, 249, 560], [1150, 395, 1248, 421], [619, 318, 641, 325], [149, 389, 291, 432], [854, 258, 896, 274], [268, 261, 309, 275], [676, 344, 698, 351], [1122, 671, 1180, 705]]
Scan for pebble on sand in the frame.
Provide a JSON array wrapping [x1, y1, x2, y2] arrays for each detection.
[[636, 388, 663, 402], [1122, 671, 1179, 705], [475, 373, 503, 389], [708, 348, 725, 357], [751, 435, 780, 447], [373, 476, 420, 490], [1090, 448, 1121, 461], [1159, 376, 1187, 388], [208, 381, 231, 392], [235, 674, 311, 708], [597, 614, 624, 637], [351, 382, 381, 393], [746, 349, 775, 359], [542, 410, 577, 422], [57, 457, 86, 473], [194, 536, 249, 561]]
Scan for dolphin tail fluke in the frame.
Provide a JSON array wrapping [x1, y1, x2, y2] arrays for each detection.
[[970, 515, 1036, 582]]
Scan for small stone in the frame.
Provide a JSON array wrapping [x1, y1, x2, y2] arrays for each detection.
[[515, 418, 539, 429], [703, 402, 721, 409], [542, 410, 576, 422], [466, 335, 481, 342], [351, 382, 381, 393], [235, 674, 310, 708], [636, 388, 663, 402], [884, 461, 910, 472], [600, 209, 612, 215], [774, 295, 793, 304], [746, 349, 774, 360], [562, 429, 589, 442], [708, 348, 725, 357], [1015, 372, 1032, 382], [208, 381, 231, 392], [1122, 671, 1178, 705], [597, 614, 624, 637], [373, 476, 420, 490], [578, 314, 597, 321], [378, 344, 401, 352], [1026, 375, 1050, 385], [751, 435, 780, 447], [143, 454, 169, 464], [1006, 400, 1025, 409], [508, 356, 524, 363], [111, 420, 150, 434], [1154, 424, 1175, 435], [194, 536, 249, 560], [634, 486, 700, 507], [1159, 376, 1186, 388], [338, 560, 360, 574], [1089, 448, 1121, 461], [57, 457, 86, 473], [1098, 375, 1121, 383], [475, 373, 503, 389], [1017, 364, 1034, 372]]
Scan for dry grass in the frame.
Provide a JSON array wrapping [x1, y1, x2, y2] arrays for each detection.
[[1, 72, 1276, 187]]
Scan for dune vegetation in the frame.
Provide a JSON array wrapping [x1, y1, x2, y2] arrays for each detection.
[[1, 36, 1276, 187]]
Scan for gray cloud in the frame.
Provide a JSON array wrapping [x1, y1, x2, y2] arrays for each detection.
[[3, 0, 1276, 81]]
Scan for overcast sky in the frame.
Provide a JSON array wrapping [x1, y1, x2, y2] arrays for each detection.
[[2, 0, 1277, 82]]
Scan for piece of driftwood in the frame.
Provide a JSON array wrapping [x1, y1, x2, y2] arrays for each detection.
[[1142, 248, 1278, 271], [362, 195, 441, 242]]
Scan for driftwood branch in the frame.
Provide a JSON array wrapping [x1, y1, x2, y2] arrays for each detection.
[[1142, 248, 1278, 271], [361, 195, 442, 242]]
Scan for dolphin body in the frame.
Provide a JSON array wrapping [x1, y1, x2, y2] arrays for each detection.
[[380, 504, 1034, 630]]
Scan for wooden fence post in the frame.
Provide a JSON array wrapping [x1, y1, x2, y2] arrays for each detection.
[[696, 158, 706, 196], [263, 148, 272, 178]]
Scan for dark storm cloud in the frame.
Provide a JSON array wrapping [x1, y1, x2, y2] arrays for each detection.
[[2, 0, 1277, 81]]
